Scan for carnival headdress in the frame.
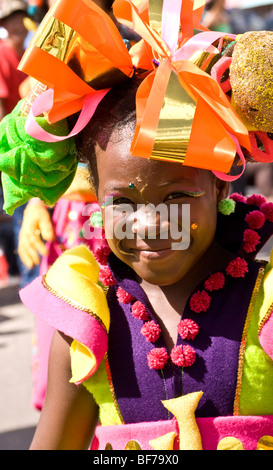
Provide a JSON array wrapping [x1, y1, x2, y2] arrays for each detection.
[[1, 0, 273, 214]]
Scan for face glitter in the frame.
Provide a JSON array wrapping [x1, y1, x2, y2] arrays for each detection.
[[129, 183, 135, 190]]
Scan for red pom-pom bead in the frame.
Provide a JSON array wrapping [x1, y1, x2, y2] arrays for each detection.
[[261, 202, 273, 223], [226, 257, 248, 278], [243, 228, 261, 253], [99, 266, 116, 286], [204, 272, 225, 292], [245, 210, 265, 230], [246, 194, 267, 208], [141, 321, 161, 342], [93, 244, 111, 265], [170, 345, 196, 367], [229, 193, 246, 203], [190, 290, 211, 313], [116, 286, 135, 304], [147, 347, 169, 370], [131, 301, 150, 321], [177, 319, 199, 341]]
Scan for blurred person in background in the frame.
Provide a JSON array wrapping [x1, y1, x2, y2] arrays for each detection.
[[0, 0, 28, 119], [225, 0, 273, 34], [203, 0, 232, 32], [0, 183, 19, 284], [0, 1, 29, 285]]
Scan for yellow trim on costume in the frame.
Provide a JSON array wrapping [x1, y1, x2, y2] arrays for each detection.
[[83, 355, 124, 426], [69, 339, 97, 384], [104, 353, 125, 425], [233, 263, 266, 416]]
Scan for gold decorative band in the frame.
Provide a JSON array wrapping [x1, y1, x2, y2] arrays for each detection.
[[258, 302, 273, 336], [32, 16, 128, 89], [104, 353, 125, 424], [151, 70, 196, 162], [35, 16, 75, 61]]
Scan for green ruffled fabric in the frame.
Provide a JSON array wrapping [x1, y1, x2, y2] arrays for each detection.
[[0, 100, 78, 215]]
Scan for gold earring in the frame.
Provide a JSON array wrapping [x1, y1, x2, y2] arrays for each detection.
[[191, 223, 198, 230]]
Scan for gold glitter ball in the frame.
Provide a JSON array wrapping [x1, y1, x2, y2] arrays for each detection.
[[230, 31, 273, 132]]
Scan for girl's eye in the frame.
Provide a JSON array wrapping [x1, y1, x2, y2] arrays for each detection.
[[101, 196, 135, 209], [165, 191, 191, 201], [166, 192, 185, 201], [112, 196, 135, 205], [165, 190, 205, 201]]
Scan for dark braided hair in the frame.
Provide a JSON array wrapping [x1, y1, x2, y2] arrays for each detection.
[[103, 0, 115, 9], [72, 77, 141, 191]]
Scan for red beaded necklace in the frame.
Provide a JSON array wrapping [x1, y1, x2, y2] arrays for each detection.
[[96, 245, 250, 371], [112, 257, 249, 371]]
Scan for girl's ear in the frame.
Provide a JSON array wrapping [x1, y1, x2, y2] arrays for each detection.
[[215, 178, 230, 202]]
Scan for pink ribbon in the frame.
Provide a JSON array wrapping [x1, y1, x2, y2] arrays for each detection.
[[161, 0, 183, 55], [212, 132, 246, 182], [173, 31, 236, 61], [25, 88, 110, 143], [160, 0, 236, 61]]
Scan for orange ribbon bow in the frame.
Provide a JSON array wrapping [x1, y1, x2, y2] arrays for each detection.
[[19, 0, 250, 176]]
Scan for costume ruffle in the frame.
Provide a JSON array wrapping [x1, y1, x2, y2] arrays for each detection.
[[19, 245, 110, 384], [0, 100, 77, 215]]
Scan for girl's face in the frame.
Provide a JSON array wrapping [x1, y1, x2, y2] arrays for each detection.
[[95, 127, 229, 286]]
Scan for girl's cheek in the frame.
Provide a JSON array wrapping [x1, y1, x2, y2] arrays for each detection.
[[103, 208, 132, 243]]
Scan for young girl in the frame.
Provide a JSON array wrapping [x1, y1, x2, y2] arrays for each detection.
[[19, 78, 273, 450], [1, 0, 273, 452]]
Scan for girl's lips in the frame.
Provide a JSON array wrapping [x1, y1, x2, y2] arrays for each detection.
[[131, 246, 176, 260]]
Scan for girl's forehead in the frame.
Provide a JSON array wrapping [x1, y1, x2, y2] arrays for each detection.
[[95, 125, 215, 193], [96, 139, 212, 192]]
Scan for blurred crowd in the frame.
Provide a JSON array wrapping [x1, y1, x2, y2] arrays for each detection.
[[0, 0, 273, 289]]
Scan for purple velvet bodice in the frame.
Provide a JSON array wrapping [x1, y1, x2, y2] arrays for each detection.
[[106, 254, 261, 423], [105, 199, 273, 424]]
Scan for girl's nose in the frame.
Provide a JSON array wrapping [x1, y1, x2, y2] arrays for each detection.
[[131, 205, 169, 239]]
